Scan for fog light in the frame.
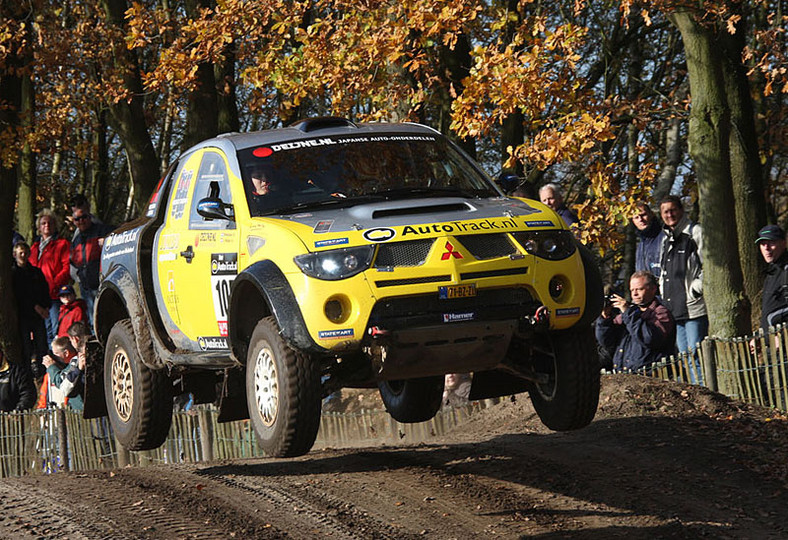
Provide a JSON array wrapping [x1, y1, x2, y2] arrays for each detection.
[[549, 276, 565, 300], [325, 300, 343, 322], [324, 295, 351, 323]]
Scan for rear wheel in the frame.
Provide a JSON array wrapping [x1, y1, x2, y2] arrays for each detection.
[[246, 317, 321, 457], [378, 376, 444, 423], [104, 319, 172, 450], [528, 326, 600, 431]]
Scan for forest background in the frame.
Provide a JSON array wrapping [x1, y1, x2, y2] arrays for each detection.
[[0, 0, 786, 363]]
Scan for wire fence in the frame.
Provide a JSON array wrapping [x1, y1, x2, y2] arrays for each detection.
[[3, 324, 786, 479]]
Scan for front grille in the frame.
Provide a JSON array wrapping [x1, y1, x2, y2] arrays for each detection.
[[375, 275, 452, 287], [455, 234, 517, 260], [367, 287, 537, 330], [374, 239, 434, 268]]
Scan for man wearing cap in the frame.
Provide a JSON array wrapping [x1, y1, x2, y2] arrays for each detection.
[[56, 285, 88, 338], [757, 224, 788, 329]]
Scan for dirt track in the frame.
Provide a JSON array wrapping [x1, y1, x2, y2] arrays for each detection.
[[1, 375, 787, 539]]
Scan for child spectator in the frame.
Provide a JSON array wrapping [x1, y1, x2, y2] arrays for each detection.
[[38, 337, 77, 409], [56, 285, 88, 338], [44, 322, 90, 411]]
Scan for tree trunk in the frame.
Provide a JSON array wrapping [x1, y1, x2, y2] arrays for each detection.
[[719, 14, 767, 329], [215, 44, 240, 134], [17, 64, 36, 243], [159, 92, 174, 172], [653, 114, 684, 202], [438, 33, 475, 158], [0, 5, 25, 364], [91, 108, 110, 221], [501, 111, 525, 174], [182, 61, 219, 151], [670, 11, 750, 338], [498, 0, 526, 187], [100, 0, 160, 213]]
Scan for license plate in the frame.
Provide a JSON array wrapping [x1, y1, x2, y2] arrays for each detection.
[[439, 284, 477, 299]]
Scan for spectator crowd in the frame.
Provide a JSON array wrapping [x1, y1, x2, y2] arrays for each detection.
[[2, 194, 111, 413]]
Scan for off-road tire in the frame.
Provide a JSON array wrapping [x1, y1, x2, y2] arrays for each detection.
[[246, 317, 321, 457], [104, 319, 172, 451], [528, 326, 600, 431], [378, 376, 444, 423]]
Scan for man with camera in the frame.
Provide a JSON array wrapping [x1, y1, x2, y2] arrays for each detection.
[[757, 224, 788, 329], [595, 271, 677, 372]]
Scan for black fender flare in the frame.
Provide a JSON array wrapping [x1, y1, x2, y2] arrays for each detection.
[[228, 260, 326, 363], [574, 241, 604, 329], [94, 265, 163, 368]]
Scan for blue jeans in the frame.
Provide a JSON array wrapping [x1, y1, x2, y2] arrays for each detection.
[[82, 287, 97, 329], [676, 316, 708, 384], [45, 299, 60, 344]]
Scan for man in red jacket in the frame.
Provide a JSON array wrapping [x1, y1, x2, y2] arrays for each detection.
[[57, 285, 88, 338]]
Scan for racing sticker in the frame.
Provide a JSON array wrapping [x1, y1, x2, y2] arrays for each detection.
[[318, 328, 354, 340], [315, 237, 349, 248], [442, 312, 475, 323], [401, 218, 518, 237], [211, 253, 238, 337], [198, 336, 229, 350], [363, 227, 396, 243], [525, 220, 555, 228], [314, 220, 334, 234], [102, 228, 140, 260], [263, 134, 438, 154], [555, 307, 581, 317], [170, 169, 193, 221]]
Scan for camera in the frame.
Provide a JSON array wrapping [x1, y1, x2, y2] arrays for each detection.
[[604, 289, 623, 311]]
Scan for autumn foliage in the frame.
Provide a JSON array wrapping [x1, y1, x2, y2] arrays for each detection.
[[0, 0, 786, 258]]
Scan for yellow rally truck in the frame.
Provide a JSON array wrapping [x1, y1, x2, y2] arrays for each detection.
[[88, 118, 604, 457]]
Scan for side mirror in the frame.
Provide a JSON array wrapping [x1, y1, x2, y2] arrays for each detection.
[[496, 173, 521, 194], [197, 197, 235, 221]]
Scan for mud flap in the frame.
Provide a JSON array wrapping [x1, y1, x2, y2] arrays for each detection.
[[82, 340, 108, 419], [217, 367, 249, 423], [468, 369, 530, 401]]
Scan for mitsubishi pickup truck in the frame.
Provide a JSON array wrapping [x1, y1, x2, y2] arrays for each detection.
[[87, 117, 603, 457]]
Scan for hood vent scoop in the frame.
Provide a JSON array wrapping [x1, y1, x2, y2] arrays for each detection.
[[373, 202, 470, 219]]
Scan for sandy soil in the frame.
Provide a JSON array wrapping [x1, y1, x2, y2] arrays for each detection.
[[1, 374, 787, 539]]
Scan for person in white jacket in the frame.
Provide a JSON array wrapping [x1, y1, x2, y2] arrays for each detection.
[[659, 195, 707, 383]]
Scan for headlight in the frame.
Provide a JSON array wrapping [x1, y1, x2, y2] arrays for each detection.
[[512, 230, 576, 260], [294, 246, 375, 280]]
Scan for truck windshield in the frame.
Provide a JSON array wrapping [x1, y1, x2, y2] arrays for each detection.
[[237, 133, 498, 216]]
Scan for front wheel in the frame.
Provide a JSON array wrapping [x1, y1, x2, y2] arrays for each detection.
[[246, 317, 321, 457], [104, 319, 172, 450], [378, 376, 444, 423], [528, 326, 600, 431]]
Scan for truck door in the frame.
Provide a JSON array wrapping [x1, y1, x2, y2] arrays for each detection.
[[154, 150, 239, 352]]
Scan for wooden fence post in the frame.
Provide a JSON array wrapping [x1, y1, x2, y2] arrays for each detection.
[[701, 339, 718, 392], [115, 436, 130, 468], [56, 408, 70, 472], [198, 409, 214, 462]]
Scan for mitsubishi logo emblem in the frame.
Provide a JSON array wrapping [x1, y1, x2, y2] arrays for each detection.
[[441, 241, 463, 260]]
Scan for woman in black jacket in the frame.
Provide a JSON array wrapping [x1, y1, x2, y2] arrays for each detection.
[[0, 348, 36, 412]]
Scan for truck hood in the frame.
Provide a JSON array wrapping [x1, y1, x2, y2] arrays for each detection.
[[262, 196, 562, 248]]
